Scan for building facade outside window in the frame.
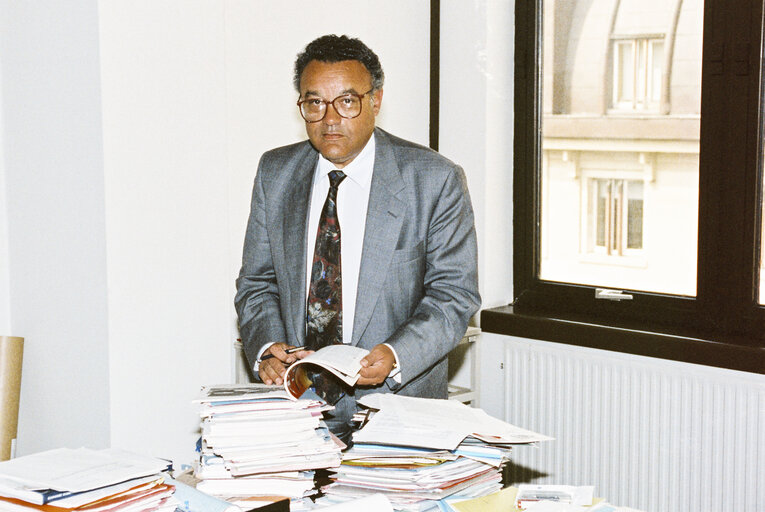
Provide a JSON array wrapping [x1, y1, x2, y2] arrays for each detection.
[[539, 0, 700, 295]]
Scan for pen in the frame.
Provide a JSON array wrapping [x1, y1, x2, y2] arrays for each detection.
[[260, 346, 306, 362]]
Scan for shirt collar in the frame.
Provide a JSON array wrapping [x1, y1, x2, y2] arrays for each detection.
[[316, 133, 376, 190]]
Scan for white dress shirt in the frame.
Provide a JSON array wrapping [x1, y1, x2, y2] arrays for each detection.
[[306, 134, 375, 344]]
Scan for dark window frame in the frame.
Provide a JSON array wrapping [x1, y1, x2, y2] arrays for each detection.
[[481, 0, 765, 374]]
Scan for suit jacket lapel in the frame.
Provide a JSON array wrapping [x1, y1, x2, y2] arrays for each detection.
[[278, 147, 318, 346], [352, 130, 406, 345]]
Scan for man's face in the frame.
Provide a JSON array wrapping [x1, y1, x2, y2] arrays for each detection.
[[299, 60, 382, 168]]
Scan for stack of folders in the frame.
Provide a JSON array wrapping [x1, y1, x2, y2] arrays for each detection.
[[0, 447, 176, 512], [315, 394, 553, 512], [192, 384, 344, 509]]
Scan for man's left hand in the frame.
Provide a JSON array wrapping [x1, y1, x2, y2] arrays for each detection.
[[357, 344, 395, 386]]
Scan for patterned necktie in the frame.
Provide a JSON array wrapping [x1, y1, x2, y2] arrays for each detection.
[[305, 170, 347, 404]]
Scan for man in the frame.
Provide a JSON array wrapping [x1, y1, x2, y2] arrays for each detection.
[[235, 34, 480, 437]]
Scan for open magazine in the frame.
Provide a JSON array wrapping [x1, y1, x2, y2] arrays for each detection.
[[284, 345, 369, 399]]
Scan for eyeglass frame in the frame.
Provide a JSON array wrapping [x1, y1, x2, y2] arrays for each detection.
[[296, 87, 376, 123]]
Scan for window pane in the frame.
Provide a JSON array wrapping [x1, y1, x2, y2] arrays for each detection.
[[636, 40, 647, 106], [650, 41, 664, 104], [617, 42, 634, 105], [626, 181, 643, 250], [594, 180, 607, 249], [540, 0, 702, 295]]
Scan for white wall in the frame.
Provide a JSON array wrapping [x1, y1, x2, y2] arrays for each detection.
[[0, 0, 498, 464], [221, 1, 432, 289], [0, 0, 111, 452], [98, 0, 231, 462], [96, 0, 430, 464], [0, 71, 9, 334], [440, 0, 514, 311], [0, 0, 433, 464]]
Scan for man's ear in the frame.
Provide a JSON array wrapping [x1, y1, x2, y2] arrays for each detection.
[[372, 88, 383, 115]]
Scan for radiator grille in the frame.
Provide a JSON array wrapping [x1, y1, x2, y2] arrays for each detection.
[[494, 337, 765, 512]]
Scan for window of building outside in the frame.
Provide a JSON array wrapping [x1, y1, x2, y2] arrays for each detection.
[[612, 38, 664, 112], [482, 0, 765, 374], [587, 178, 643, 256]]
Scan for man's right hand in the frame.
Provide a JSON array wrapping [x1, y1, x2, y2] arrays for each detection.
[[258, 343, 310, 385]]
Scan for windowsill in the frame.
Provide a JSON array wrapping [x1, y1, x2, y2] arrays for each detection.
[[542, 115, 700, 141], [605, 108, 663, 116], [481, 305, 765, 374]]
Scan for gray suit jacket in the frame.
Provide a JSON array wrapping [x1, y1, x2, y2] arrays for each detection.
[[235, 128, 480, 421]]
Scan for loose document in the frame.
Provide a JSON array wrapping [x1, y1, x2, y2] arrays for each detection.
[[0, 448, 170, 504], [353, 394, 554, 450]]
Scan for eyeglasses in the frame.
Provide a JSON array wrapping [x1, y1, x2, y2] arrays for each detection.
[[297, 88, 374, 123]]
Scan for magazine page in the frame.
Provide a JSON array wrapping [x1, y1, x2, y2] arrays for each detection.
[[284, 345, 369, 399]]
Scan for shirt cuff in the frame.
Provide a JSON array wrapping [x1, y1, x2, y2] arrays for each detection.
[[253, 342, 276, 373], [383, 343, 401, 383]]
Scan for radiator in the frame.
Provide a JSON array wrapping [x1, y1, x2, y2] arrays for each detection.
[[480, 334, 765, 512]]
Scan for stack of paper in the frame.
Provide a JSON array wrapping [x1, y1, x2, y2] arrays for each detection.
[[317, 394, 552, 511], [0, 447, 176, 512], [193, 384, 344, 506]]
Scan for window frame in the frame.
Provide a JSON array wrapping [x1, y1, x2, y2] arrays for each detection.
[[481, 0, 765, 374]]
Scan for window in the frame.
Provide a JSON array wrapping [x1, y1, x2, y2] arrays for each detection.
[[612, 38, 664, 112], [538, 0, 699, 296], [589, 178, 643, 255], [482, 0, 765, 374]]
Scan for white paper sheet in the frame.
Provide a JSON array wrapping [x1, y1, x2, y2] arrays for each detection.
[[0, 447, 169, 492], [353, 394, 553, 450], [313, 493, 393, 511]]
